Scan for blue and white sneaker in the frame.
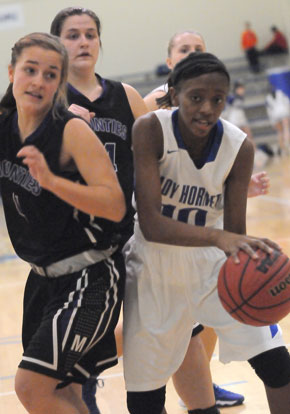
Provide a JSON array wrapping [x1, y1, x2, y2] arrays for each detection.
[[178, 383, 244, 409], [213, 383, 244, 407]]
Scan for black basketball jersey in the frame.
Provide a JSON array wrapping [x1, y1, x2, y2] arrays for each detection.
[[67, 75, 135, 246], [0, 106, 120, 266]]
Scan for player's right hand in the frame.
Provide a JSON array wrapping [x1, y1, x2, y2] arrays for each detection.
[[215, 231, 281, 264], [68, 104, 95, 123]]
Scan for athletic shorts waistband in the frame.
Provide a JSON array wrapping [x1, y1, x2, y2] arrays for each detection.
[[29, 245, 118, 278]]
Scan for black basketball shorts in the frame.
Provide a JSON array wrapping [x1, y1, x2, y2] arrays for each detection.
[[19, 250, 125, 384]]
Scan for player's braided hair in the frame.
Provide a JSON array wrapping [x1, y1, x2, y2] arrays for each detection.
[[157, 52, 230, 108]]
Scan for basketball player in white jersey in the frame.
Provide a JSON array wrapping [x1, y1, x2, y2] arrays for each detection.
[[123, 52, 290, 414], [144, 29, 269, 410]]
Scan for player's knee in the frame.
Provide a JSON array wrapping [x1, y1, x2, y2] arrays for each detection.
[[15, 370, 36, 411], [248, 346, 290, 388], [127, 386, 166, 414], [188, 405, 220, 413]]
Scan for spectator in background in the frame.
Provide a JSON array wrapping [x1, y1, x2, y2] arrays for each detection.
[[265, 84, 290, 155], [262, 26, 288, 55], [241, 22, 260, 73], [223, 80, 255, 146]]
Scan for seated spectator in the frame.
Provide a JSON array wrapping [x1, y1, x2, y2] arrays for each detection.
[[241, 22, 261, 72], [223, 80, 255, 146], [265, 84, 290, 155], [262, 26, 288, 55]]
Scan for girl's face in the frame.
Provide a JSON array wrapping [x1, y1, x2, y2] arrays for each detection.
[[170, 72, 229, 141], [59, 14, 100, 73], [8, 45, 62, 117], [167, 33, 206, 70]]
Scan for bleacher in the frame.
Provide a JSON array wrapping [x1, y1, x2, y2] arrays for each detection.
[[115, 54, 290, 148]]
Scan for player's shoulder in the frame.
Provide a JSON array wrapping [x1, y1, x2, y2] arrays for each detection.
[[133, 110, 159, 130], [220, 117, 246, 137]]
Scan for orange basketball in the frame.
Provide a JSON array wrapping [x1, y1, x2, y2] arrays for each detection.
[[217, 248, 290, 326]]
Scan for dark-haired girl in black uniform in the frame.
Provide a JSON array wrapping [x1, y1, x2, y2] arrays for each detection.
[[0, 32, 126, 414], [49, 7, 148, 414]]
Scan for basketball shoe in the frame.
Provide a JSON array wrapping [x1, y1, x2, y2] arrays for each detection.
[[178, 383, 244, 408], [82, 376, 104, 414]]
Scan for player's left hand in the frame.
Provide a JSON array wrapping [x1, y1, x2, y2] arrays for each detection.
[[247, 171, 270, 198]]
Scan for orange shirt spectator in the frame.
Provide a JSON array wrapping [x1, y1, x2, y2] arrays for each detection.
[[241, 22, 260, 73], [241, 27, 257, 50]]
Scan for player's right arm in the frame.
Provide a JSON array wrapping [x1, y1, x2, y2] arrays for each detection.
[[17, 118, 126, 222]]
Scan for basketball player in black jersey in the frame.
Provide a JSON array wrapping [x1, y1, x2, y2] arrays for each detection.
[[0, 32, 126, 414], [49, 7, 148, 414]]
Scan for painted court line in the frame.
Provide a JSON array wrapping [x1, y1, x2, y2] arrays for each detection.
[[0, 254, 18, 263], [262, 195, 290, 206], [0, 339, 21, 345], [0, 391, 15, 397]]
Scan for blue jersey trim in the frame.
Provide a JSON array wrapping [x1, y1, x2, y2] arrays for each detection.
[[172, 109, 186, 150], [68, 74, 106, 102], [12, 110, 51, 145], [171, 109, 224, 168], [270, 324, 279, 338]]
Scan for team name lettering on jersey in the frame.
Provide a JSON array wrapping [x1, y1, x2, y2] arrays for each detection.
[[161, 176, 222, 208], [0, 160, 41, 196], [90, 117, 128, 140]]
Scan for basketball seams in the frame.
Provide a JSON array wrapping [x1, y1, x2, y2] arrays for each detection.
[[218, 257, 247, 320], [218, 249, 290, 326], [239, 255, 290, 308]]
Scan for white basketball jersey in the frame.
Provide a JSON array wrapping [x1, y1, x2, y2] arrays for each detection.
[[149, 83, 168, 94], [154, 109, 246, 229]]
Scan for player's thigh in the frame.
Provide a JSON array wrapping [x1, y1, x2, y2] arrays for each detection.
[[123, 239, 195, 391], [195, 286, 285, 363]]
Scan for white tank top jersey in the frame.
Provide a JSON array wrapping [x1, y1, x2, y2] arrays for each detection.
[[150, 83, 168, 94], [146, 109, 247, 230], [265, 89, 290, 124]]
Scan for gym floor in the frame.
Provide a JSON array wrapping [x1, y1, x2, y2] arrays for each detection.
[[1, 154, 290, 413]]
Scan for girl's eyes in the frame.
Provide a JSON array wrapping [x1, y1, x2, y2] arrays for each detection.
[[180, 47, 190, 54], [45, 72, 57, 80], [191, 95, 201, 102], [189, 96, 225, 105], [24, 67, 35, 74], [67, 33, 78, 40], [23, 67, 57, 80], [66, 32, 97, 40], [179, 46, 204, 54], [215, 97, 225, 105]]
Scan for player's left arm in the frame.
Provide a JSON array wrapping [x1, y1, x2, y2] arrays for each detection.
[[143, 89, 167, 111], [123, 83, 149, 119], [223, 138, 280, 255], [224, 137, 254, 235]]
